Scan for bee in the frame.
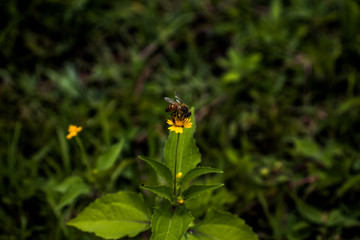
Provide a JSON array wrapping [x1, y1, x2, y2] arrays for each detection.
[[164, 92, 191, 123]]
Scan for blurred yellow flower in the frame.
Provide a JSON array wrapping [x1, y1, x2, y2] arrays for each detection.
[[177, 197, 184, 205], [167, 117, 192, 134], [176, 172, 183, 179], [260, 167, 269, 176], [66, 125, 82, 139]]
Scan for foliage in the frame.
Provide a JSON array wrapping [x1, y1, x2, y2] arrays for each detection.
[[67, 192, 151, 239], [186, 209, 258, 240], [1, 0, 360, 239], [151, 203, 193, 240], [66, 113, 256, 239]]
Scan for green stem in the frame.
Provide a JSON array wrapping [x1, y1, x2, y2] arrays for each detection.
[[174, 133, 180, 196], [75, 136, 91, 174]]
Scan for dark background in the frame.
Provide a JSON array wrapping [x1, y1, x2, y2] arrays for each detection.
[[1, 0, 360, 239]]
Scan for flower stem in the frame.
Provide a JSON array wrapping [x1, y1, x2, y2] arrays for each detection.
[[75, 136, 91, 174], [174, 133, 180, 196]]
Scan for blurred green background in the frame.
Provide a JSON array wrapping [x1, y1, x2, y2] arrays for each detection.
[[1, 0, 360, 239]]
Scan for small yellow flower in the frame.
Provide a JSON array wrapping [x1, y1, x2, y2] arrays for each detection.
[[176, 172, 183, 179], [167, 117, 192, 134], [66, 125, 82, 139], [260, 167, 269, 176], [177, 197, 184, 205]]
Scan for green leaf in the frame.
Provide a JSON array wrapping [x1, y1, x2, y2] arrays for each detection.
[[182, 184, 223, 201], [139, 155, 173, 186], [164, 108, 201, 177], [96, 140, 124, 171], [187, 209, 258, 240], [55, 176, 90, 210], [270, 0, 282, 21], [67, 191, 151, 239], [290, 192, 332, 225], [141, 185, 173, 202], [295, 199, 323, 224], [180, 167, 223, 190], [337, 96, 360, 114], [293, 138, 321, 160], [337, 173, 360, 197], [326, 210, 346, 226], [151, 203, 193, 240]]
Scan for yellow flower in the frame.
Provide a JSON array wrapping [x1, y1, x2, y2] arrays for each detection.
[[260, 167, 269, 176], [177, 197, 184, 205], [176, 172, 183, 179], [167, 117, 192, 134], [66, 125, 82, 139]]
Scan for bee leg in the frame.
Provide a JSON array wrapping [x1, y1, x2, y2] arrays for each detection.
[[171, 112, 177, 124], [176, 113, 182, 121]]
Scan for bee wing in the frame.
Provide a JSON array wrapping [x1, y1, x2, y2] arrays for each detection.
[[174, 91, 184, 104], [164, 97, 176, 103]]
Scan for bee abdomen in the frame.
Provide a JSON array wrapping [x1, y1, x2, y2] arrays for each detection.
[[165, 105, 172, 112], [166, 103, 179, 112]]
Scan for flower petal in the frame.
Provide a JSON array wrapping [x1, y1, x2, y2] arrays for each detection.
[[184, 122, 193, 128], [168, 126, 176, 131], [66, 132, 75, 139], [168, 125, 183, 133], [175, 127, 183, 133], [68, 125, 77, 131]]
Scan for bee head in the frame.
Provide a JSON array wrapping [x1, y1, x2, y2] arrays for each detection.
[[181, 106, 189, 113]]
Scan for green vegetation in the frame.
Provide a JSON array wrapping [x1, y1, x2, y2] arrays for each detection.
[[1, 0, 360, 239], [65, 110, 255, 239]]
